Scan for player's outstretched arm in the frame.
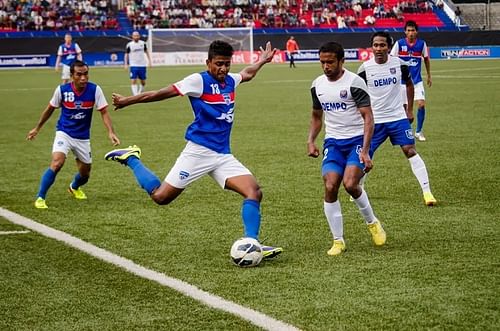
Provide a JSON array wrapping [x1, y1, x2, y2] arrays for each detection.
[[307, 108, 323, 158], [99, 107, 120, 146], [239, 41, 277, 83], [27, 105, 56, 140], [112, 85, 180, 110]]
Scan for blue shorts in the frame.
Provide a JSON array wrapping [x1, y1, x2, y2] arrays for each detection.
[[321, 136, 373, 177], [130, 67, 147, 80], [372, 119, 415, 152]]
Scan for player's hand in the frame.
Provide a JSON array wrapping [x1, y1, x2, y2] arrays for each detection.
[[124, 64, 128, 70], [259, 42, 277, 63], [109, 133, 120, 146], [27, 128, 39, 141], [427, 76, 432, 87], [55, 67, 59, 72], [112, 93, 126, 110], [359, 151, 373, 173], [407, 113, 414, 124], [307, 142, 320, 158]]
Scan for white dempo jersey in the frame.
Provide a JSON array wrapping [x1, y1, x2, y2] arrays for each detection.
[[126, 40, 148, 67], [357, 56, 411, 124], [310, 69, 371, 139]]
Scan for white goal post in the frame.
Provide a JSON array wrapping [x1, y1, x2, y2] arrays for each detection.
[[147, 27, 254, 66]]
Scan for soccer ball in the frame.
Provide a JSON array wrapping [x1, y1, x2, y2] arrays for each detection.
[[230, 237, 263, 267]]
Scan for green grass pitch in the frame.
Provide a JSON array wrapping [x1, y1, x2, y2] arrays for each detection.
[[0, 59, 499, 330]]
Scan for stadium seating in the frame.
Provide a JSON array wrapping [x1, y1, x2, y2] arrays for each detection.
[[0, 0, 458, 34]]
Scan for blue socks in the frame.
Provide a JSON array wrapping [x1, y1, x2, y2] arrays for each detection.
[[416, 106, 426, 133], [242, 199, 261, 240], [126, 156, 161, 195], [71, 173, 89, 190], [37, 168, 56, 199]]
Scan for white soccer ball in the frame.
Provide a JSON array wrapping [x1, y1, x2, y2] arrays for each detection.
[[230, 237, 263, 267]]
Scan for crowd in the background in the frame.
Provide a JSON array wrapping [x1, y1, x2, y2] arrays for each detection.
[[127, 0, 435, 30], [0, 0, 119, 31], [0, 0, 436, 31]]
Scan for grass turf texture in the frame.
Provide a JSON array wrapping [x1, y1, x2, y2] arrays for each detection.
[[0, 60, 499, 330]]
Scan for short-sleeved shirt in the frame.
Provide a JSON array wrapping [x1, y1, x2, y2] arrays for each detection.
[[49, 82, 107, 139], [390, 38, 428, 84], [357, 56, 411, 124], [126, 40, 148, 67], [173, 71, 243, 154], [310, 69, 371, 139], [57, 42, 82, 66]]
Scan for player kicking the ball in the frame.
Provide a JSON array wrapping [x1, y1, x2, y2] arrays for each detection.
[[105, 40, 282, 260]]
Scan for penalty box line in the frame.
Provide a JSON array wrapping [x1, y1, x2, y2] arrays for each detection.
[[0, 207, 300, 331]]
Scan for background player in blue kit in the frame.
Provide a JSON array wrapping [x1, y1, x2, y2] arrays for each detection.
[[307, 41, 386, 256], [105, 40, 282, 259], [358, 31, 437, 206], [124, 31, 152, 96], [391, 20, 432, 141], [27, 60, 120, 209], [55, 33, 83, 84]]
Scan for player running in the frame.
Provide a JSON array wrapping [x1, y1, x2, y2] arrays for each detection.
[[104, 40, 282, 260], [307, 41, 386, 256], [391, 20, 432, 141], [28, 60, 120, 209], [357, 31, 437, 206]]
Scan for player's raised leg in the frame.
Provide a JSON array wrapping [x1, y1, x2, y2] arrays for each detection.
[[105, 145, 164, 195]]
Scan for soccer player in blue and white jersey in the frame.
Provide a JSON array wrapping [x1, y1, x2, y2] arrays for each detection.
[[55, 33, 83, 84], [390, 20, 432, 141], [124, 31, 152, 96], [307, 41, 386, 256], [104, 40, 282, 260], [358, 31, 437, 206], [27, 60, 120, 209]]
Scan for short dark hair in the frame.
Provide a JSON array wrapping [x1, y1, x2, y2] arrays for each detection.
[[318, 42, 344, 60], [208, 40, 234, 60], [70, 60, 88, 74], [370, 31, 393, 48], [405, 20, 418, 31]]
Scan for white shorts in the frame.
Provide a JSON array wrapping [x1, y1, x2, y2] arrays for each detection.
[[401, 81, 425, 104], [61, 64, 71, 80], [165, 141, 252, 189], [52, 131, 92, 164]]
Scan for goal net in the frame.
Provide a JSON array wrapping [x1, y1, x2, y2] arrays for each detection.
[[148, 28, 254, 66]]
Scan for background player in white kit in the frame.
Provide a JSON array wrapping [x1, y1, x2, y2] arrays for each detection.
[[357, 31, 437, 206], [307, 41, 386, 256], [104, 40, 282, 260], [124, 31, 152, 96]]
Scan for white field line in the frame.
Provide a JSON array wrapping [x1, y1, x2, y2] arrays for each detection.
[[0, 207, 300, 331], [0, 230, 30, 235]]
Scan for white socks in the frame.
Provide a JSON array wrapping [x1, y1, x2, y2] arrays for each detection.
[[353, 189, 377, 224], [408, 154, 431, 193], [324, 201, 344, 241], [131, 84, 145, 96]]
